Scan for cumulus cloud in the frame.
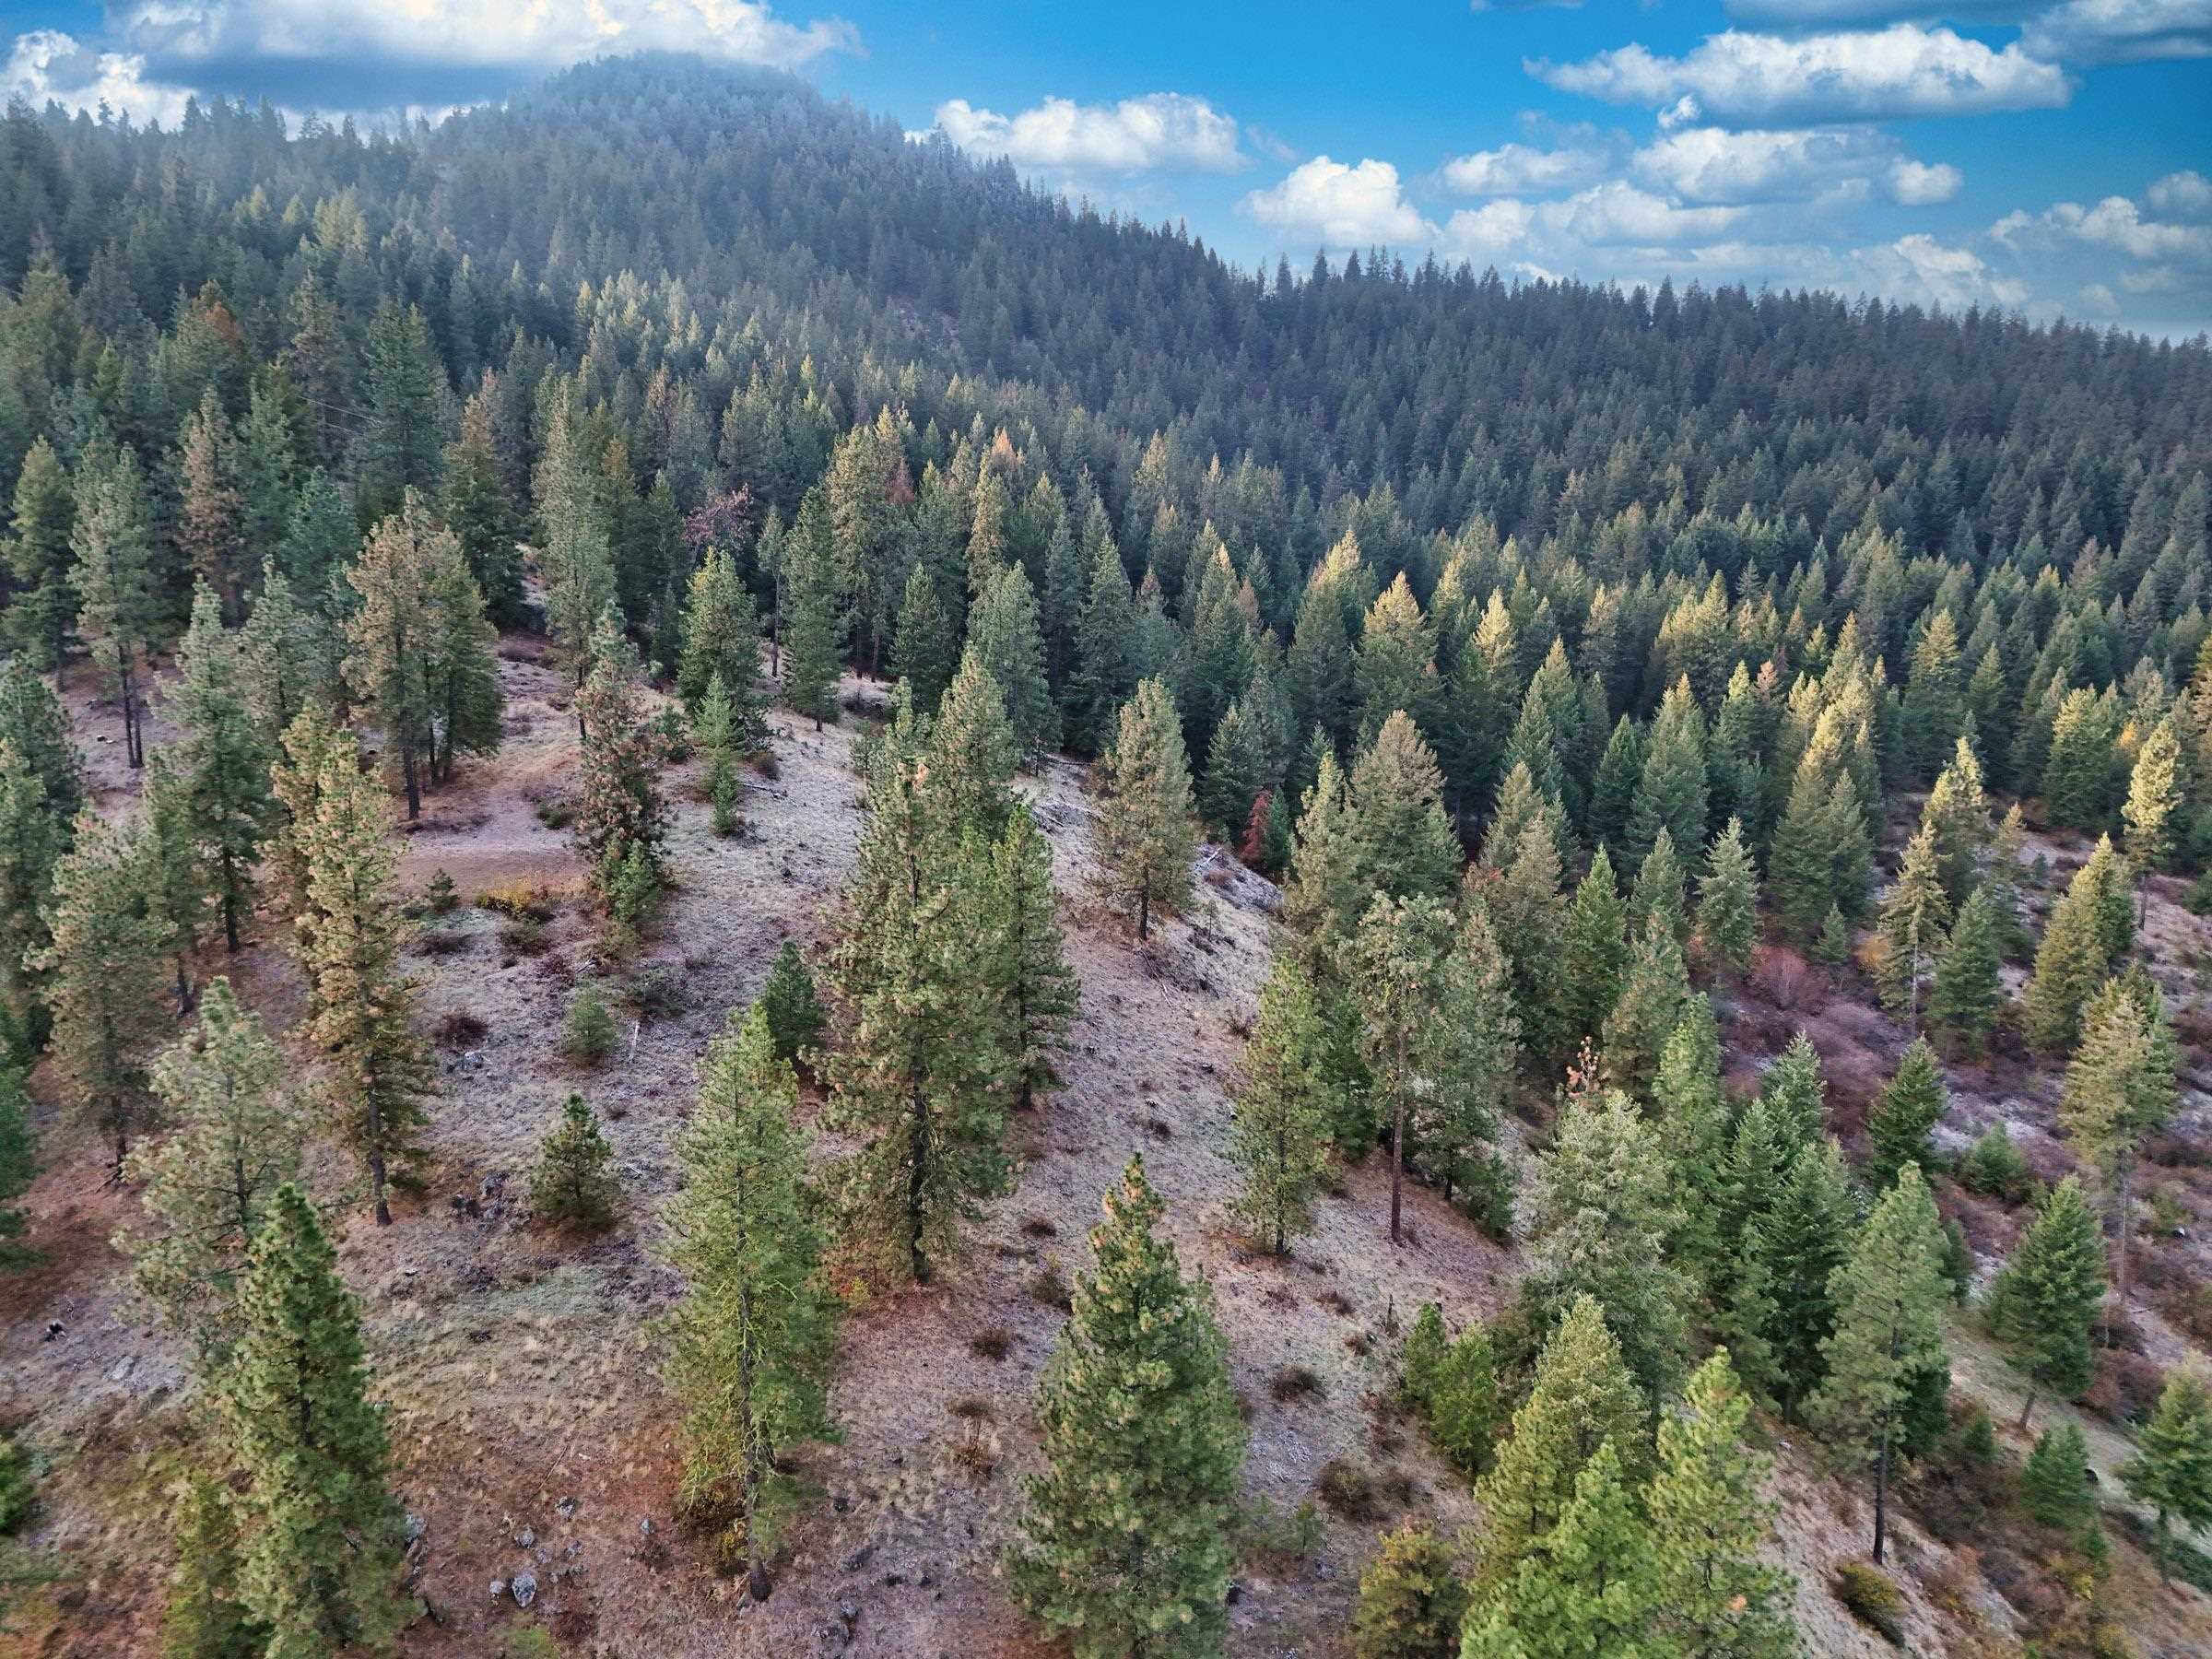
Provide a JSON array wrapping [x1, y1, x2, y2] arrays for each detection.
[[1241, 157, 1436, 247], [114, 0, 857, 76], [1539, 181, 1746, 243], [2021, 0, 2212, 65], [4, 29, 196, 126], [1530, 26, 2071, 124], [2148, 171, 2212, 217], [925, 94, 1245, 174], [1996, 193, 2212, 260], [1441, 140, 1614, 195], [1887, 158, 1964, 205], [1877, 232, 2030, 306], [1631, 125, 1898, 204]]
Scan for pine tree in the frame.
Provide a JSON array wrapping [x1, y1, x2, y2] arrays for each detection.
[[297, 741, 433, 1227], [888, 563, 958, 712], [224, 1185, 408, 1656], [574, 611, 672, 918], [663, 1004, 838, 1600], [1694, 817, 1759, 978], [780, 491, 844, 729], [0, 735, 70, 1054], [1759, 1138, 1857, 1420], [38, 813, 171, 1171], [119, 979, 302, 1364], [757, 940, 825, 1069], [3, 436, 76, 668], [0, 1065, 34, 1258], [2123, 1364, 2212, 1583], [1809, 1164, 1950, 1563], [1557, 846, 1628, 1060], [1093, 678, 1197, 942], [968, 560, 1061, 761], [677, 547, 766, 726], [1866, 1038, 1947, 1190], [1928, 887, 2004, 1055], [1430, 897, 1518, 1216], [1229, 957, 1335, 1255], [1354, 892, 1457, 1246], [143, 750, 216, 1012], [170, 583, 274, 950], [1351, 1522, 1467, 1659], [1347, 710, 1463, 906], [1600, 925, 1691, 1101], [977, 802, 1079, 1112], [1009, 1158, 1246, 1659], [2122, 714, 2183, 902], [1920, 737, 1990, 906], [529, 1092, 619, 1232], [925, 648, 1018, 841], [1473, 1295, 1647, 1588], [266, 702, 356, 942], [1873, 825, 1951, 1026], [2060, 976, 2176, 1314], [1630, 824, 1689, 948], [1461, 1439, 1656, 1659], [178, 387, 246, 621], [1646, 1350, 1799, 1659], [2022, 1424, 2095, 1532], [1987, 1175, 2105, 1430], [70, 442, 159, 768], [160, 1470, 265, 1659]]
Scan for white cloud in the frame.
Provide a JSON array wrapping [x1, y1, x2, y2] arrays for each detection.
[[2147, 170, 2212, 217], [1530, 26, 2071, 124], [1998, 193, 2212, 260], [115, 0, 857, 75], [4, 29, 195, 125], [1887, 158, 1964, 205], [1871, 233, 2030, 307], [925, 93, 1244, 174], [1631, 125, 1895, 204], [1441, 140, 1613, 195], [2080, 282, 2122, 312], [2021, 0, 2212, 65], [1241, 156, 1436, 247], [1540, 181, 1745, 243], [1441, 199, 1538, 253]]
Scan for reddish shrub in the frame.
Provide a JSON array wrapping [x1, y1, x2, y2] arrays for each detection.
[[2079, 1349, 2165, 1427], [1750, 945, 1818, 1011]]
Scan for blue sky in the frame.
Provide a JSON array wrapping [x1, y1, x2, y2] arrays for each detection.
[[7, 2, 2209, 336]]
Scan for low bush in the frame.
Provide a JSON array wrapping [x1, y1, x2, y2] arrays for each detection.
[[561, 984, 618, 1065], [1832, 1560, 1905, 1645]]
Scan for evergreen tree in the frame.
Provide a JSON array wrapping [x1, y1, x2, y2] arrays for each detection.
[[969, 560, 1061, 761], [170, 583, 274, 949], [1984, 805, 2034, 960], [1600, 925, 1691, 1101], [1694, 817, 1759, 978], [1865, 1039, 1947, 1190], [976, 801, 1079, 1112], [2022, 1424, 2095, 1532], [1093, 678, 1197, 942], [925, 648, 1018, 841], [2122, 714, 2182, 900], [780, 492, 845, 729], [2122, 1364, 2212, 1583], [1010, 1158, 1246, 1659], [1351, 1522, 1467, 1659], [1928, 887, 2004, 1055], [1460, 1439, 1656, 1659], [2060, 975, 2176, 1313], [296, 740, 433, 1226], [1920, 737, 1990, 906], [1353, 892, 1457, 1245], [2042, 687, 2117, 830], [1066, 535, 1137, 757], [37, 812, 171, 1171], [757, 940, 825, 1069], [160, 1471, 265, 1659], [178, 387, 247, 621], [1627, 677, 1708, 868], [1630, 824, 1689, 948], [1759, 1033, 1829, 1151], [1587, 717, 1643, 857], [1809, 1164, 1950, 1563], [1200, 699, 1266, 841], [280, 468, 357, 599], [1873, 825, 1951, 1025], [1473, 1295, 1647, 1588], [0, 735, 70, 1054], [70, 442, 159, 768], [888, 563, 958, 713], [1903, 608, 1965, 780], [1347, 710, 1463, 906], [1430, 897, 1518, 1215], [224, 1185, 408, 1656], [266, 702, 355, 941], [529, 1092, 619, 1232], [1229, 956, 1335, 1255], [356, 300, 444, 522], [0, 1065, 33, 1258], [1987, 1175, 2106, 1430], [119, 979, 302, 1363], [1645, 1351, 1799, 1659], [3, 436, 76, 668], [440, 377, 524, 624], [663, 1004, 838, 1600], [1281, 747, 1364, 976], [1557, 847, 1628, 1060], [1353, 571, 1440, 746], [677, 546, 765, 724], [2024, 850, 2124, 1052], [693, 672, 745, 835], [234, 562, 327, 755], [574, 610, 672, 917]]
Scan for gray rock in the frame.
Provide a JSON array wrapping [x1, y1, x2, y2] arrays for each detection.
[[511, 1571, 537, 1608], [515, 1526, 535, 1548], [489, 1579, 507, 1600], [556, 1497, 578, 1521], [404, 1513, 427, 1543]]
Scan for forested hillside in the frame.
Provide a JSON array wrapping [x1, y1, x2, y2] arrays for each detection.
[[2, 51, 2211, 1659]]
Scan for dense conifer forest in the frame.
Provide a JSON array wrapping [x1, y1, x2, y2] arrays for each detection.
[[2, 51, 2211, 1659]]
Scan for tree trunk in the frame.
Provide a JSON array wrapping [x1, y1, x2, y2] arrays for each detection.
[[2116, 1155, 2135, 1312], [2018, 1384, 2039, 1433], [1137, 886, 1150, 943], [907, 1072, 931, 1285], [401, 741, 422, 821], [222, 850, 241, 950], [1872, 1316, 1902, 1563], [369, 1081, 392, 1226]]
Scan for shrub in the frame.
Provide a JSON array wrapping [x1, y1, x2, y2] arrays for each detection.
[[623, 966, 688, 1021], [1833, 1560, 1905, 1645], [502, 1624, 560, 1659], [1752, 944, 1817, 1010], [1352, 1520, 1468, 1659], [1315, 1457, 1413, 1524], [1958, 1124, 2035, 1205], [500, 915, 548, 957], [1028, 1261, 1072, 1311], [436, 1011, 489, 1048], [1270, 1365, 1324, 1404], [532, 797, 577, 831], [529, 1093, 618, 1232], [561, 984, 618, 1064], [425, 869, 458, 913], [1237, 1498, 1323, 1569], [970, 1327, 1012, 1361], [478, 880, 554, 921], [0, 1433, 29, 1533]]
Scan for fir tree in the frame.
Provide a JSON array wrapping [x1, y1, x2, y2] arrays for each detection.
[[0, 1065, 33, 1259], [1229, 957, 1335, 1255], [693, 673, 745, 835], [663, 1004, 838, 1600], [1461, 1439, 1656, 1659], [1645, 1350, 1799, 1659], [2122, 714, 2182, 904], [2023, 851, 2123, 1052], [780, 491, 844, 729], [1200, 699, 1267, 841], [1694, 817, 1759, 978], [977, 802, 1079, 1112], [537, 394, 617, 695], [925, 648, 1018, 841], [1601, 926, 1691, 1101], [178, 388, 246, 620], [1627, 677, 1708, 868], [1928, 887, 2004, 1055], [2123, 1364, 2212, 1583], [1865, 1038, 1947, 1190], [224, 1185, 408, 1656], [1351, 1522, 1467, 1659], [1430, 897, 1518, 1215], [1353, 892, 1457, 1246], [1557, 847, 1628, 1061], [2060, 976, 2176, 1314], [119, 980, 302, 1364], [968, 560, 1061, 761], [1587, 717, 1643, 857], [1093, 678, 1197, 942], [1920, 737, 1990, 906], [574, 611, 672, 915], [529, 1092, 619, 1232], [1067, 535, 1137, 757], [234, 561, 328, 755], [2021, 1424, 2095, 1532], [888, 563, 958, 713], [296, 741, 433, 1227], [440, 376, 524, 624], [1347, 711, 1463, 907], [3, 436, 76, 668], [69, 442, 158, 768], [1809, 1164, 1950, 1563], [1009, 1158, 1246, 1659], [356, 300, 444, 522], [1759, 1033, 1829, 1152], [1281, 747, 1364, 976], [0, 735, 69, 1054], [1987, 1175, 2106, 1430], [266, 703, 355, 942], [170, 583, 274, 949], [757, 940, 825, 1069], [38, 813, 171, 1171], [677, 546, 767, 732], [1630, 824, 1689, 948], [1873, 825, 1951, 1026], [160, 1471, 265, 1659]]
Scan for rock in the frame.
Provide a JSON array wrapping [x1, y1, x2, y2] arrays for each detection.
[[515, 1527, 535, 1548], [837, 1597, 859, 1633], [404, 1513, 427, 1543], [511, 1571, 537, 1608], [489, 1580, 507, 1600], [841, 1542, 875, 1571], [640, 1518, 655, 1535], [557, 1497, 578, 1521]]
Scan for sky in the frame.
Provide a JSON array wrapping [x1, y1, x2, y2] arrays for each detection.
[[6, 2, 2209, 338]]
